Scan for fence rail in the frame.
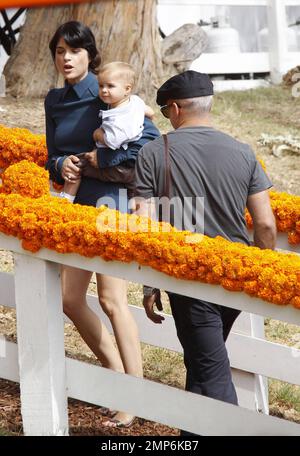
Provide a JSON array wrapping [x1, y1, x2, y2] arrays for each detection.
[[0, 232, 299, 435], [1, 270, 300, 385]]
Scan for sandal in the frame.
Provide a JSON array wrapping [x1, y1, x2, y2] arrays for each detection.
[[98, 406, 117, 418], [102, 416, 136, 428]]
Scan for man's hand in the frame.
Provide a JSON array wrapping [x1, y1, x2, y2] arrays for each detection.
[[84, 150, 98, 168], [143, 291, 165, 324]]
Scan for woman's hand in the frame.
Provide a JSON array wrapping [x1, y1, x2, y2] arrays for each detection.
[[84, 150, 98, 168], [61, 155, 81, 182]]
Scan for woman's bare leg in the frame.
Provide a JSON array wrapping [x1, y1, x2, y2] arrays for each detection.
[[96, 273, 143, 427], [96, 274, 143, 377], [62, 266, 124, 372]]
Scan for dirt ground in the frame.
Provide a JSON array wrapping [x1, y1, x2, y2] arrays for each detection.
[[0, 378, 179, 436], [0, 87, 299, 435]]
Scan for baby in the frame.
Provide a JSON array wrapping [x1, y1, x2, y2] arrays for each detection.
[[61, 61, 154, 202]]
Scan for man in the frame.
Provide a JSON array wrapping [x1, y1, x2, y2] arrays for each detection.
[[134, 71, 276, 434]]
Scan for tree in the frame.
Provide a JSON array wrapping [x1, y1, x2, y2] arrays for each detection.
[[4, 0, 164, 101]]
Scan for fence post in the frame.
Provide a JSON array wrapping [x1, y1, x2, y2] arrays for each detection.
[[267, 0, 288, 84], [251, 314, 269, 414], [230, 313, 268, 412], [14, 254, 68, 436]]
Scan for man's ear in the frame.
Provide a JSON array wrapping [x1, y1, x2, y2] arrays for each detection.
[[173, 102, 180, 117]]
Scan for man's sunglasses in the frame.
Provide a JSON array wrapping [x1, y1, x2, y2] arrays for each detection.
[[160, 102, 181, 118]]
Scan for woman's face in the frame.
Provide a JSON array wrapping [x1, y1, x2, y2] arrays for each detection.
[[55, 37, 90, 84]]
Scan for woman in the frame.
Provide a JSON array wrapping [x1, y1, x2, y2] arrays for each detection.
[[45, 21, 159, 428]]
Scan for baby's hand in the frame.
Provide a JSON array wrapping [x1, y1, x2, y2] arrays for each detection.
[[84, 150, 98, 168], [145, 104, 155, 120], [93, 128, 104, 143]]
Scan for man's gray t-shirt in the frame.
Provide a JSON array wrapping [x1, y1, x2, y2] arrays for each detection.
[[135, 126, 272, 245]]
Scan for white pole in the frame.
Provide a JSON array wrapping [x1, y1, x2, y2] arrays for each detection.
[[267, 0, 288, 83], [14, 254, 68, 436], [230, 313, 268, 413]]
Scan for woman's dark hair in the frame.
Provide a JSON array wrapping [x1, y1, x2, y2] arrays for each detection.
[[49, 21, 101, 74]]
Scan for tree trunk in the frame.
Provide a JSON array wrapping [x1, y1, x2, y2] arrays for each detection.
[[4, 0, 163, 102], [4, 6, 73, 98]]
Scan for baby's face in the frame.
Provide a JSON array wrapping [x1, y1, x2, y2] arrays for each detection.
[[98, 72, 131, 107]]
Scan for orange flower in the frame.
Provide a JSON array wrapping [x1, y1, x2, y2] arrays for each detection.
[[246, 191, 300, 244], [0, 124, 47, 169], [0, 161, 49, 198]]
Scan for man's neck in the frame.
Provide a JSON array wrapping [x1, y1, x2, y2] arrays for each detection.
[[176, 116, 212, 129]]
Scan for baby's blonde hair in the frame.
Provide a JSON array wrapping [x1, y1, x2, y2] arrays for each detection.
[[99, 61, 136, 87]]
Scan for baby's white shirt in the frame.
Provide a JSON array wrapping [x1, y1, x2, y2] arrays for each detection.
[[97, 94, 145, 150]]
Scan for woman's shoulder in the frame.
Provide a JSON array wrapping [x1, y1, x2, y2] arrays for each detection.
[[44, 87, 64, 107]]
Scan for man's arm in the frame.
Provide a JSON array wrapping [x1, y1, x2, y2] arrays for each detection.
[[246, 190, 277, 249]]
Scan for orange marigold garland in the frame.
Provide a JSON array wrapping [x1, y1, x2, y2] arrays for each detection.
[[246, 191, 300, 244], [0, 161, 49, 198], [0, 124, 47, 169], [0, 191, 299, 310]]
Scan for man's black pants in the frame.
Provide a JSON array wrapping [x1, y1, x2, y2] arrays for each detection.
[[168, 293, 241, 436]]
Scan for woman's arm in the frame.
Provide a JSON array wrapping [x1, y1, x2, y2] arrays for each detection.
[[44, 93, 66, 184], [45, 92, 81, 184]]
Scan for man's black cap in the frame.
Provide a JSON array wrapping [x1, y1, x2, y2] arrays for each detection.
[[156, 70, 214, 106]]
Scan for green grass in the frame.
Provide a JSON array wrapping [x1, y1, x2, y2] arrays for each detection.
[[156, 85, 300, 149], [142, 344, 185, 389], [269, 381, 300, 415], [265, 319, 300, 346]]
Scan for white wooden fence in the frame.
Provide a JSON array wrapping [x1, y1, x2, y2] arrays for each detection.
[[0, 232, 300, 435], [158, 0, 300, 84]]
